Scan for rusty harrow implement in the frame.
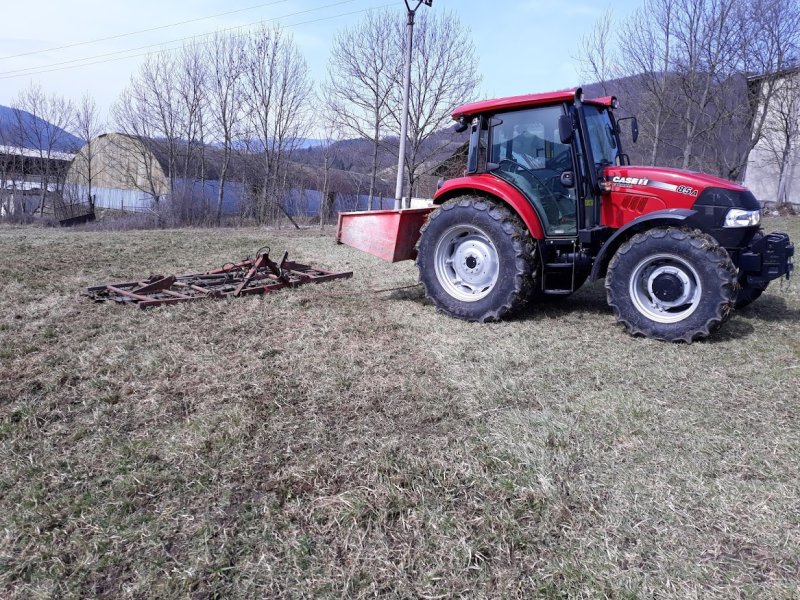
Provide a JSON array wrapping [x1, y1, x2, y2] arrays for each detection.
[[83, 247, 352, 309]]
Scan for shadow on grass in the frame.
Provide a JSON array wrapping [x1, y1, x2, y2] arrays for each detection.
[[698, 318, 756, 344], [388, 280, 612, 323], [517, 282, 610, 322], [385, 280, 786, 344], [736, 294, 800, 323]]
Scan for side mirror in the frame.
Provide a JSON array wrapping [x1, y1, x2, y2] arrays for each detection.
[[560, 171, 575, 188], [558, 114, 574, 144], [631, 117, 639, 143]]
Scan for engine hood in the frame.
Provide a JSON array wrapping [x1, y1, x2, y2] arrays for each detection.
[[604, 166, 747, 195], [601, 164, 761, 249]]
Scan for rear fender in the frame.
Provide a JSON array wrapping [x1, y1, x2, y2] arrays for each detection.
[[590, 209, 697, 281], [434, 175, 546, 239]]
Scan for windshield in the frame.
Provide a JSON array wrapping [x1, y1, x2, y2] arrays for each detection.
[[583, 106, 619, 168]]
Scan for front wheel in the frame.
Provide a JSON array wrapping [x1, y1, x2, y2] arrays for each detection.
[[416, 196, 536, 322], [605, 228, 738, 342]]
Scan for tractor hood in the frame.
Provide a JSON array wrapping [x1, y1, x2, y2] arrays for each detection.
[[604, 165, 747, 197], [602, 165, 762, 248]]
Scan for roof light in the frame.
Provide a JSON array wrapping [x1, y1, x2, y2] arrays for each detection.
[[611, 97, 619, 109]]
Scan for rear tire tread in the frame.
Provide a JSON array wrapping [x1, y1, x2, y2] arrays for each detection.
[[417, 196, 537, 322]]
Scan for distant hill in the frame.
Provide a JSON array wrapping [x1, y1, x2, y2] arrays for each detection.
[[0, 105, 82, 153]]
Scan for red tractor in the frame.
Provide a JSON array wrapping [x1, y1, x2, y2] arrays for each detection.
[[337, 89, 794, 342]]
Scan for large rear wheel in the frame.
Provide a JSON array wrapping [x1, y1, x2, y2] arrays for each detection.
[[605, 228, 738, 342], [416, 196, 536, 322]]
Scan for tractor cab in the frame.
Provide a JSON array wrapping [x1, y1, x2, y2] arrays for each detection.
[[451, 88, 628, 243]]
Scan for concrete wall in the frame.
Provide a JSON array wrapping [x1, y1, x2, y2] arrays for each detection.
[[743, 74, 800, 206]]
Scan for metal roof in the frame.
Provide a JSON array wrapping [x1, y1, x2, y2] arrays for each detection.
[[0, 144, 75, 162]]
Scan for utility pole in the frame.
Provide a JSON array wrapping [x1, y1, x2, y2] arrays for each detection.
[[394, 0, 432, 210]]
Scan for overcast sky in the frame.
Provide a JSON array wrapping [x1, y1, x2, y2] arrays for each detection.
[[0, 0, 640, 125]]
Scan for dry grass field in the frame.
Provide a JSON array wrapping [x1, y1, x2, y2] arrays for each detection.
[[1, 218, 799, 599]]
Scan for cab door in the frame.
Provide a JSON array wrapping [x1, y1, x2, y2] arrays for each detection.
[[488, 105, 578, 237]]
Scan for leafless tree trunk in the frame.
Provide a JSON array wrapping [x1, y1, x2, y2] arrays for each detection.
[[71, 94, 105, 210], [242, 24, 312, 225], [114, 51, 195, 220], [324, 9, 396, 210], [671, 0, 738, 170], [0, 125, 16, 217], [316, 121, 342, 228], [139, 53, 182, 199], [175, 42, 208, 223], [207, 31, 246, 225]]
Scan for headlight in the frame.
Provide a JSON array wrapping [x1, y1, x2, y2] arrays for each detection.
[[724, 208, 761, 228]]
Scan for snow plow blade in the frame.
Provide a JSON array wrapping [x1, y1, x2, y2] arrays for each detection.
[[336, 208, 434, 262]]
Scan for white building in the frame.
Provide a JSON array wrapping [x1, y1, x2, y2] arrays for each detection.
[[743, 69, 800, 208]]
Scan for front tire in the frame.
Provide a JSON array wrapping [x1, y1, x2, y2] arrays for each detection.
[[416, 196, 536, 322], [605, 228, 738, 342]]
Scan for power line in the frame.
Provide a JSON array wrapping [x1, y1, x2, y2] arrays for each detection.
[[0, 0, 359, 77], [0, 0, 294, 61], [0, 3, 396, 81]]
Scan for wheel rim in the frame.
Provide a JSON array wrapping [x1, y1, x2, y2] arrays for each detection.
[[628, 253, 702, 323], [434, 224, 499, 302]]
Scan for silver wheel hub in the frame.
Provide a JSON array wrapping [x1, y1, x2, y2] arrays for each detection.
[[434, 225, 499, 302], [629, 253, 701, 323]]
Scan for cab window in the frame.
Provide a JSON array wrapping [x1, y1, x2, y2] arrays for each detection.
[[489, 105, 577, 236]]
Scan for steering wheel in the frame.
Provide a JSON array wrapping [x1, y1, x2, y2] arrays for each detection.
[[498, 158, 549, 190]]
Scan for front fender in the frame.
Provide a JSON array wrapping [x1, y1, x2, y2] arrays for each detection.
[[434, 175, 546, 239], [590, 209, 697, 281]]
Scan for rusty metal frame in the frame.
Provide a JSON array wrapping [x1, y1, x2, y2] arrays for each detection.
[[83, 249, 352, 309]]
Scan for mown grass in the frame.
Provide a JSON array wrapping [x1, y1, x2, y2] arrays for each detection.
[[0, 218, 798, 599]]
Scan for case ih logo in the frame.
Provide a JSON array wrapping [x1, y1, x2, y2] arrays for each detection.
[[612, 176, 649, 186]]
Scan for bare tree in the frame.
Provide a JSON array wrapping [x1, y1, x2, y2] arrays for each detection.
[[12, 83, 75, 215], [390, 9, 479, 201], [0, 125, 17, 217], [70, 93, 105, 209], [206, 31, 246, 224], [316, 120, 343, 228], [615, 0, 678, 166], [576, 8, 616, 96], [324, 9, 397, 210], [111, 89, 168, 206], [113, 51, 192, 215], [670, 0, 740, 170], [241, 24, 312, 225], [131, 52, 182, 198], [174, 42, 209, 222]]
